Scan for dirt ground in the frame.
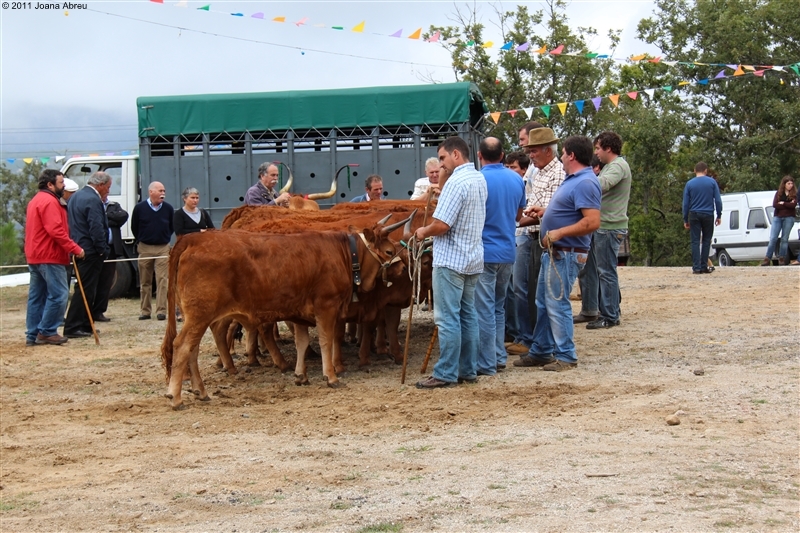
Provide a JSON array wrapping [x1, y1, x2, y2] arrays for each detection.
[[1, 266, 798, 532]]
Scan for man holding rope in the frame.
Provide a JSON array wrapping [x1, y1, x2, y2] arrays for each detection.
[[517, 136, 601, 371], [24, 170, 84, 346], [414, 136, 487, 389]]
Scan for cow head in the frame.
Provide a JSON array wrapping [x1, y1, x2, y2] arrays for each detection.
[[351, 211, 415, 292]]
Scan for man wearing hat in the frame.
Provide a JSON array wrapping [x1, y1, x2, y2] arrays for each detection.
[[509, 127, 567, 365], [61, 178, 79, 204]]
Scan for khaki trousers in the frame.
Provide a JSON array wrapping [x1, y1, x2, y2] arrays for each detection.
[[137, 242, 170, 316]]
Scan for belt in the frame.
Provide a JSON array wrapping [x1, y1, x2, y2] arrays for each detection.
[[529, 230, 540, 238], [551, 245, 589, 254]]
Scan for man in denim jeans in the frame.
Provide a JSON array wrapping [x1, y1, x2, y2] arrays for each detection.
[[517, 136, 601, 371], [24, 169, 85, 346], [575, 131, 632, 330], [414, 136, 487, 389]]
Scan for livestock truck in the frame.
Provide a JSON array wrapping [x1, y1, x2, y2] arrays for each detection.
[[60, 82, 488, 298]]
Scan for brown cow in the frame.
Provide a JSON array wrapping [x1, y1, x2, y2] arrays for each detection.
[[161, 219, 409, 409]]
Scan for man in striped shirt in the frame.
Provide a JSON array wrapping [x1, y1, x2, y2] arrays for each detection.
[[414, 136, 487, 389]]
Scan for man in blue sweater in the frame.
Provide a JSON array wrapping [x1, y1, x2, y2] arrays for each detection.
[[682, 162, 722, 274], [131, 181, 174, 320]]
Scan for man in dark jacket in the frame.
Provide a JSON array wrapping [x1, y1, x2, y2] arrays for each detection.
[[63, 172, 112, 338], [93, 198, 129, 322]]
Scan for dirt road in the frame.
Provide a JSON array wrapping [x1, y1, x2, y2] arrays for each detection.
[[1, 267, 798, 532]]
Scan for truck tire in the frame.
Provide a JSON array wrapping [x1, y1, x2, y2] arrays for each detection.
[[717, 249, 735, 267], [108, 262, 134, 299]]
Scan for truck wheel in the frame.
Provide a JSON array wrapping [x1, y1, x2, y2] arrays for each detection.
[[717, 249, 735, 267], [109, 262, 134, 299]]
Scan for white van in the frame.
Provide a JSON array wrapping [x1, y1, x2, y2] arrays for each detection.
[[711, 191, 800, 266]]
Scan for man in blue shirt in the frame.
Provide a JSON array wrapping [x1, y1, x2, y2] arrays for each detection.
[[350, 175, 384, 203], [474, 137, 526, 376], [682, 162, 722, 274], [414, 136, 487, 388], [518, 136, 601, 371]]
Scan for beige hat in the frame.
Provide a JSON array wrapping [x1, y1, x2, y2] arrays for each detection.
[[525, 127, 560, 147], [63, 178, 79, 192]]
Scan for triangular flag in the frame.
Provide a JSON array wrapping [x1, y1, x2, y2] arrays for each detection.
[[591, 97, 602, 111], [251, 12, 264, 19], [516, 42, 529, 52], [734, 66, 744, 76], [444, 37, 459, 44], [790, 64, 800, 76], [175, 0, 188, 7], [352, 21, 365, 33], [753, 70, 765, 77], [743, 65, 755, 71], [40, 157, 50, 163], [574, 101, 584, 114], [331, 26, 344, 30], [197, 4, 209, 10], [55, 156, 65, 164], [585, 53, 599, 58], [549, 45, 564, 55], [500, 42, 513, 51], [726, 64, 737, 69], [557, 102, 568, 115], [23, 158, 33, 164], [408, 28, 422, 40], [294, 17, 308, 26], [490, 112, 501, 124], [630, 54, 647, 61], [627, 91, 638, 100], [662, 61, 677, 66], [482, 41, 494, 48], [769, 66, 781, 71], [648, 57, 661, 63], [230, 13, 244, 17], [535, 45, 547, 54], [540, 105, 551, 118], [609, 94, 620, 107], [6, 159, 15, 164], [149, 0, 163, 3], [662, 85, 673, 92], [678, 80, 691, 86], [466, 40, 475, 46], [697, 78, 709, 85], [508, 109, 517, 117], [428, 31, 440, 43], [522, 107, 534, 118], [390, 29, 402, 38], [272, 16, 285, 22], [596, 55, 609, 59], [714, 69, 726, 79], [644, 89, 655, 98]]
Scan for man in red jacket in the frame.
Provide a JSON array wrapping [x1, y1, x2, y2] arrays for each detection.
[[24, 169, 84, 346]]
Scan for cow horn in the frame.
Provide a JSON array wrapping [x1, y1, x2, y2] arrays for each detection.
[[377, 213, 392, 225], [306, 164, 344, 200], [382, 210, 416, 235], [403, 209, 418, 234], [277, 162, 295, 194]]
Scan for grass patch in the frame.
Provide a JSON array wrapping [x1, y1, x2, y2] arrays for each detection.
[[172, 492, 191, 500], [0, 492, 39, 512], [487, 484, 506, 490], [408, 475, 422, 481], [89, 358, 115, 365], [713, 520, 737, 528], [751, 399, 767, 404], [356, 522, 402, 533], [394, 445, 431, 454], [330, 500, 353, 510]]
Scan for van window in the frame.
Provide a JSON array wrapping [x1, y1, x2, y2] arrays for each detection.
[[64, 162, 123, 196], [729, 210, 739, 229], [747, 208, 767, 229]]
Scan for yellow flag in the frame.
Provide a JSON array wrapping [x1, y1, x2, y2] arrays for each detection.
[[557, 102, 568, 115], [482, 41, 494, 48], [630, 54, 647, 61], [609, 95, 620, 107], [23, 158, 33, 164], [272, 16, 286, 22], [535, 45, 547, 54], [352, 21, 365, 33], [407, 28, 422, 40], [490, 112, 501, 124], [678, 80, 691, 86]]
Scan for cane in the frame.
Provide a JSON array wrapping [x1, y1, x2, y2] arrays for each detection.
[[72, 256, 100, 345], [420, 326, 438, 374]]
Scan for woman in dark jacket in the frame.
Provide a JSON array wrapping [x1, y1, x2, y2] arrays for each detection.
[[762, 175, 797, 266], [174, 187, 215, 238]]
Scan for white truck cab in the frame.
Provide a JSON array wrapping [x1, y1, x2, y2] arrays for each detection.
[[711, 190, 800, 266]]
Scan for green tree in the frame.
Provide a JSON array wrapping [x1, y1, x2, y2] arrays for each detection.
[[0, 222, 24, 271], [0, 160, 44, 229], [637, 0, 800, 192]]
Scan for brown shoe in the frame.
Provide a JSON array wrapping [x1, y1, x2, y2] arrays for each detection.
[[506, 343, 530, 355], [416, 376, 454, 389], [542, 360, 577, 372], [35, 333, 68, 345], [779, 257, 787, 266], [513, 355, 555, 367], [573, 312, 598, 324], [760, 258, 770, 266]]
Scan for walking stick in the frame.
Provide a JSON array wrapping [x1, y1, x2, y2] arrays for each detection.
[[420, 326, 438, 374], [72, 256, 100, 345]]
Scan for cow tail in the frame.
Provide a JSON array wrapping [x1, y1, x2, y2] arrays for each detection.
[[161, 240, 182, 383]]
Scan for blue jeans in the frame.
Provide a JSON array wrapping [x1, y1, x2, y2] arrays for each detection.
[[432, 267, 480, 383], [689, 212, 715, 272], [766, 216, 795, 259], [581, 229, 625, 321], [475, 262, 513, 374], [26, 263, 70, 342], [528, 250, 586, 364]]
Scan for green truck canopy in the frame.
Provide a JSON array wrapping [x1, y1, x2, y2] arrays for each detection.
[[137, 82, 487, 138]]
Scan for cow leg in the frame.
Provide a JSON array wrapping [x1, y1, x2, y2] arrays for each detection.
[[259, 323, 291, 371], [209, 319, 238, 375], [358, 320, 375, 367], [167, 322, 207, 409], [384, 305, 404, 365], [188, 344, 210, 401], [292, 324, 311, 386], [245, 325, 262, 367], [344, 321, 358, 344], [333, 320, 346, 375], [317, 315, 340, 388]]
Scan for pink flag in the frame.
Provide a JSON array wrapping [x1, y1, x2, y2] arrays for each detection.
[[549, 45, 564, 55]]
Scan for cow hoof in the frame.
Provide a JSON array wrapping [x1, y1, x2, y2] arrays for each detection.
[[294, 375, 310, 386], [215, 360, 224, 369], [247, 359, 261, 368], [198, 395, 211, 402], [334, 365, 346, 374], [171, 402, 186, 411], [327, 380, 344, 389], [164, 392, 173, 399]]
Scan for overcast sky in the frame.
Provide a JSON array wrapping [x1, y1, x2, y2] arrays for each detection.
[[1, 0, 658, 160]]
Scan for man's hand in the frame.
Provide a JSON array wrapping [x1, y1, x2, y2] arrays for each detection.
[[714, 218, 721, 227], [76, 249, 85, 259], [276, 192, 291, 207], [684, 222, 690, 230], [542, 230, 560, 248], [524, 205, 545, 219]]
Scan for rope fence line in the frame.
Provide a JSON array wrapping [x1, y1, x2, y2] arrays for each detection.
[[0, 255, 170, 270]]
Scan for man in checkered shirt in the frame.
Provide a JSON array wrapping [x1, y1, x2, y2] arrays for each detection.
[[414, 136, 487, 389]]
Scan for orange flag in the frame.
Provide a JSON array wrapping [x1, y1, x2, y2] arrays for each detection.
[[408, 28, 422, 40], [609, 94, 620, 107], [734, 65, 744, 76], [630, 54, 647, 61], [490, 112, 501, 124], [535, 45, 547, 54]]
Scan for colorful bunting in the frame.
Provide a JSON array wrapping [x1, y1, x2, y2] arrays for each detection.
[[644, 89, 655, 99], [23, 158, 33, 164], [197, 5, 209, 10], [149, 0, 163, 3], [352, 21, 365, 33], [549, 45, 564, 55], [609, 94, 620, 107], [541, 105, 551, 118], [522, 107, 534, 118], [500, 42, 514, 51], [390, 29, 402, 38], [508, 110, 517, 118], [482, 41, 494, 48], [591, 97, 602, 111], [294, 17, 308, 26], [408, 28, 422, 40], [630, 54, 647, 61], [535, 45, 547, 55], [490, 112, 502, 124], [697, 78, 709, 85], [428, 31, 440, 43], [714, 70, 726, 79], [662, 85, 673, 92], [251, 12, 264, 19], [557, 102, 568, 115], [516, 42, 530, 52], [734, 66, 745, 76], [272, 16, 284, 22], [574, 100, 585, 115], [627, 91, 638, 100]]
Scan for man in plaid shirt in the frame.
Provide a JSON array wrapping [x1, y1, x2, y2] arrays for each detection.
[[414, 136, 487, 389]]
